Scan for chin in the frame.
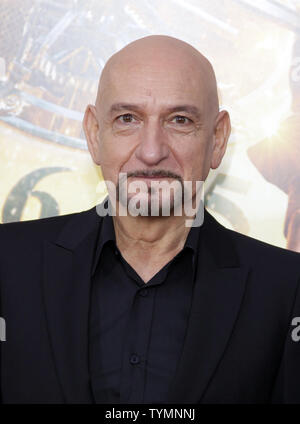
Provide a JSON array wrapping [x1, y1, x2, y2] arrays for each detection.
[[125, 191, 183, 218]]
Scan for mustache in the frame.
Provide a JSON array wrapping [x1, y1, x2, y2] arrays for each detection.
[[116, 169, 184, 203], [126, 169, 183, 181]]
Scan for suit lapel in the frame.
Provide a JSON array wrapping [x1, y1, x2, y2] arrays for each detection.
[[42, 207, 102, 403], [167, 210, 250, 403]]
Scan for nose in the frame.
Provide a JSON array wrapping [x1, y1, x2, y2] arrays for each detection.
[[134, 119, 169, 166]]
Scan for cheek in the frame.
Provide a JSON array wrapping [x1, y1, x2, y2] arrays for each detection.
[[175, 142, 207, 180], [98, 134, 134, 182]]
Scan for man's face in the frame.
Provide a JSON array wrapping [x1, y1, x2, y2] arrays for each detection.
[[84, 45, 228, 215]]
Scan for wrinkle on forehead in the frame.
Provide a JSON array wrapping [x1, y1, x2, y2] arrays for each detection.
[[95, 35, 219, 121]]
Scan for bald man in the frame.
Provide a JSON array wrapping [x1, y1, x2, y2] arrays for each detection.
[[1, 35, 300, 404]]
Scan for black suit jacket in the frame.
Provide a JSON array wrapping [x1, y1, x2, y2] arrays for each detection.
[[0, 205, 300, 404]]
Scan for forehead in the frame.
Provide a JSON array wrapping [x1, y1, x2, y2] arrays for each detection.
[[99, 58, 207, 112]]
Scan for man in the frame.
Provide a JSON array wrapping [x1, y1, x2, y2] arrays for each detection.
[[0, 35, 300, 404]]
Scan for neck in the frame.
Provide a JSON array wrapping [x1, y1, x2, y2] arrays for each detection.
[[112, 212, 192, 258]]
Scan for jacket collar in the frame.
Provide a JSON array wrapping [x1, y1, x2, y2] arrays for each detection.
[[167, 209, 248, 403]]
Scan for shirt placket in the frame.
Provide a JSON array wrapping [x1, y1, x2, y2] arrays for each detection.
[[119, 284, 156, 403]]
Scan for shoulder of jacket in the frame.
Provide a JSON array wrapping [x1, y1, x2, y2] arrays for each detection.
[[0, 205, 97, 241], [225, 225, 300, 269]]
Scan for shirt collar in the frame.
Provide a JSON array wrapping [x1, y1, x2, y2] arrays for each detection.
[[92, 212, 116, 276], [183, 223, 200, 253]]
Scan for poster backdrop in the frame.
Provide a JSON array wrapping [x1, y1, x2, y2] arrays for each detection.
[[0, 0, 300, 252]]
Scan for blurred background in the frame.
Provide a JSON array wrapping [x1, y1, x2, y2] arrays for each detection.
[[0, 0, 299, 251]]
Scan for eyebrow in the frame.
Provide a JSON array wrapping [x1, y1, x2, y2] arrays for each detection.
[[109, 103, 202, 119]]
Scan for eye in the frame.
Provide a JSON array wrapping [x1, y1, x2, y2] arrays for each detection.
[[116, 113, 137, 124], [171, 115, 192, 125]]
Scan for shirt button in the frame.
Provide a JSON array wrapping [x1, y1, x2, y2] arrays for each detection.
[[139, 288, 148, 297], [130, 354, 140, 365]]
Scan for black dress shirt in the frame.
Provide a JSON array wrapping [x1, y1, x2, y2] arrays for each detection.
[[88, 211, 200, 404]]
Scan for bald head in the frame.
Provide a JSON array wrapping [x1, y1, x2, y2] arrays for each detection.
[[96, 35, 219, 119]]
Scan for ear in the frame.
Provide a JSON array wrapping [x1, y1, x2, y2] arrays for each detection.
[[83, 104, 101, 165], [210, 110, 231, 169]]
